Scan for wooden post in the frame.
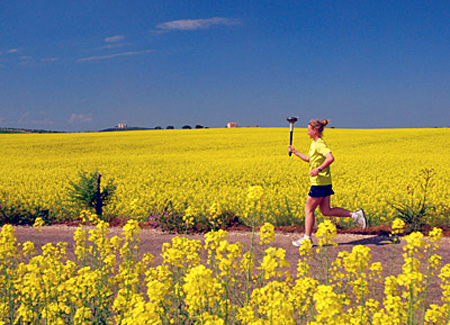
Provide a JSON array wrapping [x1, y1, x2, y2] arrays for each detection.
[[96, 173, 102, 217]]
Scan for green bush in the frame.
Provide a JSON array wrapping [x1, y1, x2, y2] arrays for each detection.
[[0, 203, 55, 226], [391, 168, 435, 232], [68, 169, 117, 219]]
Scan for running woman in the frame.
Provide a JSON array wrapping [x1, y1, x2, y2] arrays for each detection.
[[288, 119, 367, 246]]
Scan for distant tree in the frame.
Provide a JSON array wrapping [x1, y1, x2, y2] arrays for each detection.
[[195, 125, 204, 129], [182, 125, 192, 129], [155, 126, 162, 130], [166, 126, 175, 129]]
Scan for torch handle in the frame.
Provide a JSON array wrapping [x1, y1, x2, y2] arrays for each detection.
[[289, 130, 293, 156]]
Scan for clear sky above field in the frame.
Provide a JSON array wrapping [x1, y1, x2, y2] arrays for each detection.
[[1, 1, 449, 131]]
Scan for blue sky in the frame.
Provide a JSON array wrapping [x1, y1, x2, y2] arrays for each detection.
[[1, 1, 449, 131]]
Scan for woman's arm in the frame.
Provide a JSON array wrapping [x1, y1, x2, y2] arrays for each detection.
[[288, 145, 310, 162], [310, 152, 334, 177]]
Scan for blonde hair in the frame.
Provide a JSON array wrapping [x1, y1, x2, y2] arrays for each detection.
[[308, 119, 329, 136]]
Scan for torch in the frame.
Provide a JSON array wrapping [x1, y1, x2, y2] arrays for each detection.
[[286, 117, 298, 157]]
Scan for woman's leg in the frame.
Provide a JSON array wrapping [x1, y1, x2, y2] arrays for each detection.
[[319, 196, 368, 229], [319, 196, 352, 218], [305, 196, 322, 237]]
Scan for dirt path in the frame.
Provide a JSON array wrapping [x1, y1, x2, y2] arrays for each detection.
[[11, 225, 450, 303], [11, 226, 450, 303], [12, 225, 450, 272]]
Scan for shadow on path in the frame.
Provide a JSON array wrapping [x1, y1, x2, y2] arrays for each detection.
[[338, 235, 396, 246]]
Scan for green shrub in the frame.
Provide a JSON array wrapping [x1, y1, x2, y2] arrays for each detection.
[[0, 203, 55, 226], [391, 168, 435, 232], [68, 169, 117, 219]]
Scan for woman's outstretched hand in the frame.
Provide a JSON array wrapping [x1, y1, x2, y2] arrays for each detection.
[[310, 168, 319, 177]]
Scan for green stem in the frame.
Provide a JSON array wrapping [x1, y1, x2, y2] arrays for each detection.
[[422, 244, 436, 324], [4, 266, 15, 324], [325, 244, 330, 284], [359, 268, 366, 325], [408, 286, 415, 325], [246, 222, 255, 304]]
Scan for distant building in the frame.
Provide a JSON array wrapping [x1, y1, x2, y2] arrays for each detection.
[[117, 123, 128, 129], [227, 122, 239, 128]]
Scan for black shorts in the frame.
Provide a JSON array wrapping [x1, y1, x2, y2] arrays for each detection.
[[308, 185, 334, 198]]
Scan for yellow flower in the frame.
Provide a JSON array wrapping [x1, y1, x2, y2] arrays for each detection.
[[162, 236, 202, 269], [236, 305, 257, 324], [249, 281, 295, 324], [296, 238, 313, 277], [182, 264, 224, 316], [182, 206, 195, 227], [210, 236, 243, 280], [424, 304, 450, 325], [313, 285, 349, 323], [259, 222, 275, 245], [247, 185, 264, 202], [33, 217, 45, 231], [207, 203, 223, 228], [21, 241, 35, 257], [289, 276, 318, 316], [80, 210, 100, 225], [73, 307, 92, 325], [373, 295, 407, 325], [428, 227, 443, 244], [316, 220, 338, 249], [204, 229, 228, 253], [391, 218, 406, 234], [341, 245, 372, 274], [258, 246, 291, 280], [198, 313, 225, 325], [390, 218, 406, 244], [438, 264, 450, 304]]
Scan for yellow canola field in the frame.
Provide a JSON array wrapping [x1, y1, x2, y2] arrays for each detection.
[[0, 127, 449, 227]]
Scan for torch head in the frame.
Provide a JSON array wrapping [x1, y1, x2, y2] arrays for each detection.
[[286, 117, 299, 125]]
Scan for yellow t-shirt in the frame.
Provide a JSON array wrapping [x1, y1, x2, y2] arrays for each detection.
[[309, 138, 332, 186]]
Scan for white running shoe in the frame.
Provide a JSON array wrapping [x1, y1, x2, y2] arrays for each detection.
[[353, 209, 367, 230], [292, 237, 312, 247]]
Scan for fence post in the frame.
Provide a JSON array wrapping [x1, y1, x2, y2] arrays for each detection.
[[96, 173, 102, 217]]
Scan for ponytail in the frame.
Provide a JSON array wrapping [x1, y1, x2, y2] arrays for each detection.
[[309, 119, 330, 136], [320, 120, 329, 127]]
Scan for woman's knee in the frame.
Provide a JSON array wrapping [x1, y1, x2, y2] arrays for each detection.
[[305, 204, 316, 215], [305, 196, 321, 213]]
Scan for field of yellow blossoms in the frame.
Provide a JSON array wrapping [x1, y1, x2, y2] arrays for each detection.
[[0, 127, 449, 228], [1, 210, 450, 324], [1, 127, 450, 323]]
